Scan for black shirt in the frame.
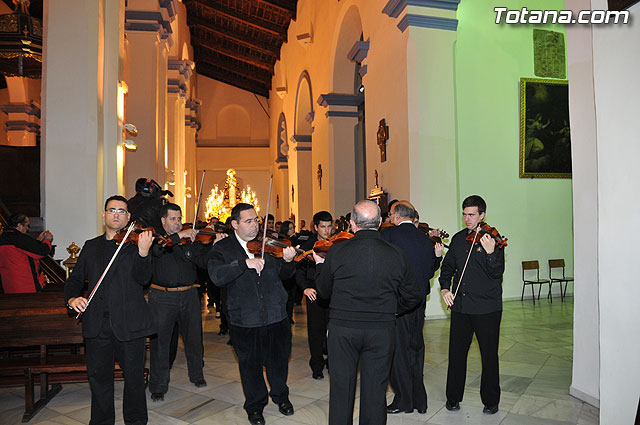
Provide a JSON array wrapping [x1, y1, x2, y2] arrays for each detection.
[[439, 228, 505, 314], [315, 230, 422, 328], [151, 233, 213, 287]]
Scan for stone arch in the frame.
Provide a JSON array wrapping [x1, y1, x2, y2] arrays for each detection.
[[217, 104, 251, 141], [294, 71, 313, 136], [330, 4, 364, 93]]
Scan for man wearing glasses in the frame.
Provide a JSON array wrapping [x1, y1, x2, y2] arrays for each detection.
[[65, 195, 156, 425], [0, 213, 54, 293], [208, 203, 297, 425]]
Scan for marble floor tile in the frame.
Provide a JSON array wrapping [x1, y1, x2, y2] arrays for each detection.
[[0, 299, 599, 425]]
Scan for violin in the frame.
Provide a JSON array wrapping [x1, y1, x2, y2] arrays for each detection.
[[465, 222, 508, 248], [293, 231, 354, 262], [417, 222, 450, 247], [163, 223, 226, 246], [113, 225, 167, 246], [247, 236, 306, 258]]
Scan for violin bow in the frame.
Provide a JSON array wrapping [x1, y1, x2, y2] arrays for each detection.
[[194, 170, 206, 224], [449, 225, 480, 308], [260, 174, 274, 257], [76, 221, 136, 319]]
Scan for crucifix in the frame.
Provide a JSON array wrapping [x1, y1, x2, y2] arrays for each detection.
[[377, 118, 389, 162], [291, 185, 295, 203], [317, 164, 323, 190]]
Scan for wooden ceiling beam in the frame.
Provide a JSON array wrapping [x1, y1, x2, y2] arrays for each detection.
[[187, 0, 287, 41], [195, 54, 272, 87], [193, 41, 274, 73], [257, 0, 297, 19], [190, 20, 280, 60], [196, 61, 270, 97]]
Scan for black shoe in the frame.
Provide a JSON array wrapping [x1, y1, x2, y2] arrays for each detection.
[[278, 400, 294, 416], [151, 392, 164, 402], [312, 372, 324, 380], [386, 405, 413, 414], [417, 408, 427, 414], [483, 405, 499, 414], [247, 411, 265, 425], [218, 328, 228, 335], [193, 379, 207, 388], [446, 400, 460, 411]]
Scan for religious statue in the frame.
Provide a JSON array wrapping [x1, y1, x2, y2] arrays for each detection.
[[377, 118, 389, 162], [317, 164, 323, 190]]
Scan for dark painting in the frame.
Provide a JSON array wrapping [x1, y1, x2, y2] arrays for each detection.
[[519, 78, 571, 178]]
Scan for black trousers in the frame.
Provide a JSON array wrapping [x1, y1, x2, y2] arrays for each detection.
[[388, 303, 427, 411], [149, 288, 204, 394], [327, 322, 395, 425], [230, 319, 292, 413], [85, 316, 148, 425], [305, 297, 329, 374], [446, 310, 502, 407]]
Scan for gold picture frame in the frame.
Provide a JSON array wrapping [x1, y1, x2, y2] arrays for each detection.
[[519, 78, 571, 178]]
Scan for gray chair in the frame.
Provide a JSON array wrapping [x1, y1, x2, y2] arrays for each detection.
[[548, 259, 574, 301], [521, 260, 550, 305]]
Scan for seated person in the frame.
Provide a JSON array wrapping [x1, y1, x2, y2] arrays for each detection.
[[0, 213, 53, 293]]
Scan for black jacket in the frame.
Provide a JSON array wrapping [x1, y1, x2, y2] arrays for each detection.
[[381, 223, 442, 299], [439, 228, 505, 314], [208, 234, 296, 328], [150, 233, 213, 287], [315, 230, 422, 327], [64, 234, 156, 341], [295, 234, 318, 291]]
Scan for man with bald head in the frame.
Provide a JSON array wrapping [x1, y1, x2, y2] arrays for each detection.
[[382, 200, 444, 415], [314, 200, 422, 425]]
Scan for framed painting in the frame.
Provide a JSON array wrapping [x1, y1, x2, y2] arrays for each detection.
[[519, 78, 572, 178]]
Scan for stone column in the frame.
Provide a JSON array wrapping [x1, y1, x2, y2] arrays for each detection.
[[288, 135, 313, 227], [383, 0, 459, 318], [316, 93, 364, 215], [42, 0, 123, 253], [184, 99, 200, 222], [123, 0, 178, 196]]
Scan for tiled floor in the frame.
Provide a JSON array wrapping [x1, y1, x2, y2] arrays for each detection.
[[0, 297, 599, 424]]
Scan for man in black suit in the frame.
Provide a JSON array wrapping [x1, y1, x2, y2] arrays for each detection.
[[381, 201, 443, 415], [208, 203, 297, 425], [314, 200, 422, 425], [440, 195, 505, 415], [295, 210, 333, 379], [65, 195, 156, 425]]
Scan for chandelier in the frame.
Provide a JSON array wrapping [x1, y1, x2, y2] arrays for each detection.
[[0, 0, 42, 78], [205, 169, 260, 223]]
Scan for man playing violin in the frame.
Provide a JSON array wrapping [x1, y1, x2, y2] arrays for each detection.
[[381, 201, 444, 415], [314, 200, 422, 425], [208, 203, 297, 425], [439, 195, 505, 415], [295, 210, 333, 379], [148, 203, 225, 402], [65, 195, 156, 425]]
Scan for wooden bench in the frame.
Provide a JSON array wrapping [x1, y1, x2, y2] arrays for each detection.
[[0, 292, 146, 422]]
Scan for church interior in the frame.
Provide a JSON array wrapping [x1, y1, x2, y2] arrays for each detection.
[[0, 0, 638, 424]]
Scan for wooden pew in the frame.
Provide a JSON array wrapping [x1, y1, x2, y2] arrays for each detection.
[[0, 292, 146, 422]]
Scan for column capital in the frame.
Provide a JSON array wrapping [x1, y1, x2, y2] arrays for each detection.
[[289, 135, 312, 151], [382, 0, 460, 32], [125, 0, 179, 46]]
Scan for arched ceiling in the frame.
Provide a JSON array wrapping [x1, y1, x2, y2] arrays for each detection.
[[183, 0, 297, 98]]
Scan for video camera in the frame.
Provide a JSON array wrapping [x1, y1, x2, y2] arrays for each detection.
[[135, 178, 173, 198]]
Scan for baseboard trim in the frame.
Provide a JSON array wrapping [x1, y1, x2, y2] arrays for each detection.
[[570, 386, 600, 408]]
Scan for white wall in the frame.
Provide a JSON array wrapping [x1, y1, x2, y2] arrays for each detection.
[[567, 0, 640, 421]]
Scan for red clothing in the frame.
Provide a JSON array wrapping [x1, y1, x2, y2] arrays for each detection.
[[0, 228, 52, 293]]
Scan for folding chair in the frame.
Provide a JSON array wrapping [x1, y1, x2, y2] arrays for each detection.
[[521, 260, 550, 305]]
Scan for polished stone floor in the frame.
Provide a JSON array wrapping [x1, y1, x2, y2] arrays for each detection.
[[0, 297, 599, 424]]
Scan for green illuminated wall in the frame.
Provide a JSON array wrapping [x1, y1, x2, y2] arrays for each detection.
[[453, 1, 573, 300]]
